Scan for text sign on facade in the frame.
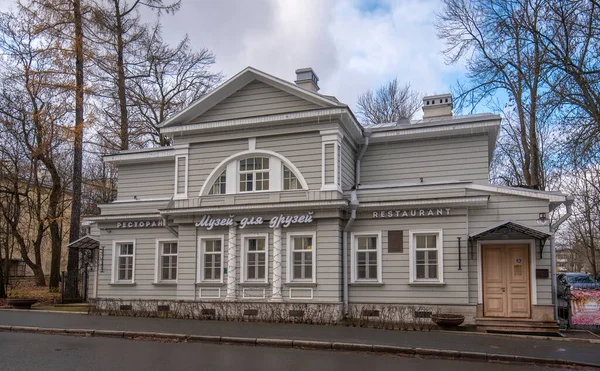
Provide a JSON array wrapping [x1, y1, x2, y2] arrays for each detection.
[[372, 208, 451, 219], [196, 213, 314, 230], [116, 220, 164, 228]]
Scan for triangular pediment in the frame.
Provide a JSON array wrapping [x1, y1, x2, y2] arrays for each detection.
[[190, 79, 323, 124], [160, 67, 343, 128]]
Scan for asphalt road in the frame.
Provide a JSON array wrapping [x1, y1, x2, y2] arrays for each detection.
[[1, 311, 598, 366], [0, 332, 571, 371]]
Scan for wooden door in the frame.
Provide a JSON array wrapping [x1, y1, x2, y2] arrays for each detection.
[[506, 244, 531, 317], [482, 244, 531, 318]]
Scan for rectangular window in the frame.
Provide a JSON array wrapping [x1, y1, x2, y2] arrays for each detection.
[[356, 236, 378, 280], [115, 242, 134, 282], [159, 241, 178, 281], [203, 239, 222, 281], [410, 230, 443, 283], [290, 235, 314, 281], [239, 157, 269, 192], [245, 236, 267, 281]]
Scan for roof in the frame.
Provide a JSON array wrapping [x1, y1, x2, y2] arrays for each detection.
[[364, 113, 500, 131], [466, 183, 568, 203], [67, 235, 99, 250], [159, 67, 345, 129], [469, 220, 551, 240]]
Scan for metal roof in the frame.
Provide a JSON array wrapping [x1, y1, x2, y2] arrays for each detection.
[[469, 220, 550, 240], [67, 235, 99, 250]]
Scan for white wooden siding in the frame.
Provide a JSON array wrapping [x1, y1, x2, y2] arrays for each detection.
[[360, 135, 490, 185], [347, 213, 470, 305], [117, 161, 174, 200], [256, 132, 323, 190], [466, 190, 552, 306], [191, 80, 322, 123]]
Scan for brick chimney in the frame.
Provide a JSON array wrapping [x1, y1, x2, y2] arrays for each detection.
[[422, 93, 453, 119], [295, 68, 320, 92]]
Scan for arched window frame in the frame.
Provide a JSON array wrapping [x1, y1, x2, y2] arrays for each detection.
[[199, 150, 309, 196]]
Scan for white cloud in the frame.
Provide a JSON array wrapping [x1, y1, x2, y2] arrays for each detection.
[[149, 0, 466, 118]]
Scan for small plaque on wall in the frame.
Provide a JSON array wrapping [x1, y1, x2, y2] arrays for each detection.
[[388, 231, 404, 253], [536, 269, 549, 278]]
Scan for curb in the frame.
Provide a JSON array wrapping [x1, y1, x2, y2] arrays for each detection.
[[436, 328, 600, 344], [2, 309, 598, 344], [1, 325, 598, 368]]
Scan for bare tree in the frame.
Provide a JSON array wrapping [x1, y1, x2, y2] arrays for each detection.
[[0, 7, 72, 289], [534, 1, 600, 165], [436, 0, 552, 190], [89, 0, 180, 151], [129, 25, 222, 146], [564, 165, 600, 278], [356, 79, 421, 126], [26, 0, 89, 298]]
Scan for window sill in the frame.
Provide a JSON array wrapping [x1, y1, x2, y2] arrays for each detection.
[[195, 282, 225, 287], [408, 281, 446, 286], [284, 282, 317, 287], [109, 282, 136, 286], [152, 282, 177, 286], [239, 282, 270, 287], [350, 282, 384, 287]]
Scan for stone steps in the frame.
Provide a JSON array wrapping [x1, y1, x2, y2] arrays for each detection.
[[476, 317, 559, 334]]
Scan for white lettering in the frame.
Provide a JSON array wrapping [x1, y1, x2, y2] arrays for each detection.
[[117, 222, 122, 228], [199, 213, 313, 230], [371, 209, 452, 219]]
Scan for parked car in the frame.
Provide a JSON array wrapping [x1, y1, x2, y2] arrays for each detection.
[[557, 273, 600, 298]]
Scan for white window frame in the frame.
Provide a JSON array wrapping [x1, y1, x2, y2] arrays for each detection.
[[238, 157, 270, 193], [199, 150, 308, 196], [208, 170, 227, 195], [282, 164, 302, 191], [112, 240, 136, 284], [286, 232, 317, 283], [409, 230, 444, 284], [197, 235, 225, 283], [320, 130, 343, 192], [351, 232, 382, 283], [240, 233, 269, 284], [154, 239, 178, 283], [173, 154, 189, 199]]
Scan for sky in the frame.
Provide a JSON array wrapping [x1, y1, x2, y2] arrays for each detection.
[[0, 0, 471, 117], [148, 0, 469, 117]]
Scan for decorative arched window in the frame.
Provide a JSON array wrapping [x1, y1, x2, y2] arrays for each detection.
[[201, 150, 308, 196], [283, 165, 301, 190], [209, 170, 226, 195]]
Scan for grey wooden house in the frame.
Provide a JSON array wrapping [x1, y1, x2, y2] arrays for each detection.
[[86, 67, 571, 331]]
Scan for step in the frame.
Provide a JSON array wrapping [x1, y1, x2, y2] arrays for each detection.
[[476, 317, 559, 333]]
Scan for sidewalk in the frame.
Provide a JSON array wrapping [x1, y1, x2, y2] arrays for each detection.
[[0, 310, 598, 367]]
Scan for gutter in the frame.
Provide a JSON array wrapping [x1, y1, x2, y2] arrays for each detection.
[[549, 196, 574, 323], [342, 131, 371, 314]]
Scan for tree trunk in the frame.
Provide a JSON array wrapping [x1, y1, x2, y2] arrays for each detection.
[[66, 0, 84, 299], [47, 168, 63, 290], [114, 0, 129, 150], [0, 234, 6, 299]]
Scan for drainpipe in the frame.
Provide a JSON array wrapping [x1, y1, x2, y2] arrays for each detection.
[[549, 196, 574, 323], [342, 131, 371, 315]]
